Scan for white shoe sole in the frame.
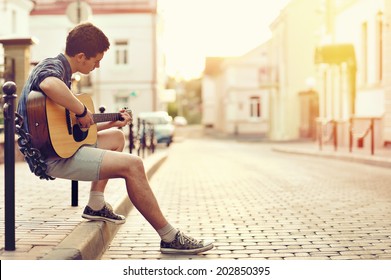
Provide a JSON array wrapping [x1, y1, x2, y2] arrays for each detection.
[[161, 243, 214, 254], [82, 214, 126, 225]]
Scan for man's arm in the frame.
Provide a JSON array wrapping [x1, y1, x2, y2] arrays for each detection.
[[39, 76, 94, 128]]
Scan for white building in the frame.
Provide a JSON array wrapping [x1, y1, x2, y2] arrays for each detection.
[[0, 0, 35, 93], [202, 43, 270, 137], [202, 0, 322, 140], [28, 0, 165, 116], [0, 0, 33, 37]]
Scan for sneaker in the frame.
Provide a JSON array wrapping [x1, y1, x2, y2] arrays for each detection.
[[82, 203, 126, 224], [160, 231, 214, 254]]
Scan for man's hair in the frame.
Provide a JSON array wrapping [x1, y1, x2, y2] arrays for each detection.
[[65, 22, 110, 59]]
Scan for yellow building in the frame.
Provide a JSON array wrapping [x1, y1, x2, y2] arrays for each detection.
[[268, 0, 323, 140], [315, 0, 385, 148]]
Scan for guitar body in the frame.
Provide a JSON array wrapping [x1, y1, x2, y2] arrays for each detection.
[[27, 91, 97, 159]]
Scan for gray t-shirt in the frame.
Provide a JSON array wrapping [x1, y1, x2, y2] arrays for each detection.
[[17, 53, 72, 133]]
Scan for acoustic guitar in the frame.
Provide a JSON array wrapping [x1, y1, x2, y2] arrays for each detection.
[[26, 90, 132, 159]]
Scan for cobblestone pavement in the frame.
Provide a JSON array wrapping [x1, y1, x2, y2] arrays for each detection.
[[0, 167, 127, 259], [102, 137, 391, 260], [0, 149, 163, 260]]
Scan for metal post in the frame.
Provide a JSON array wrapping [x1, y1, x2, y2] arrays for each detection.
[[137, 117, 141, 156], [129, 122, 134, 154], [71, 180, 78, 206], [370, 118, 375, 155], [333, 120, 338, 151], [141, 119, 146, 158], [318, 121, 323, 151], [150, 124, 155, 154], [349, 118, 353, 153], [2, 81, 17, 251]]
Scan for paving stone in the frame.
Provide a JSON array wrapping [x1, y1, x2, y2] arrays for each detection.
[[3, 136, 391, 260], [102, 138, 391, 260]]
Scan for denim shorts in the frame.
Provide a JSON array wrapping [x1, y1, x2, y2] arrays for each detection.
[[45, 145, 106, 181]]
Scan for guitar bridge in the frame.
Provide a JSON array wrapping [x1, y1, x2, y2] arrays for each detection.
[[65, 109, 72, 135]]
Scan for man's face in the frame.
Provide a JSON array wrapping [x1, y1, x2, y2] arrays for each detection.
[[78, 52, 104, 74]]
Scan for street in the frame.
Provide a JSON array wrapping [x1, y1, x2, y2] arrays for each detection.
[[101, 133, 391, 260]]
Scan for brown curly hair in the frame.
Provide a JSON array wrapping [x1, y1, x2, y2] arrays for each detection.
[[65, 22, 110, 59]]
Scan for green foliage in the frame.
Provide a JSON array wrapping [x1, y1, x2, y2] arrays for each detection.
[[165, 76, 202, 124]]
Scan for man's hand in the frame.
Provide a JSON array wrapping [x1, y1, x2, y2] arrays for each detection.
[[77, 110, 94, 130], [115, 109, 132, 128]]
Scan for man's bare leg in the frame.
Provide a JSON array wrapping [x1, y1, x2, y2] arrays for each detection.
[[98, 150, 168, 230], [83, 129, 127, 223], [85, 129, 214, 254]]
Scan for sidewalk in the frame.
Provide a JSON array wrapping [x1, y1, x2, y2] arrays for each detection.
[[0, 149, 168, 260], [271, 140, 391, 169], [204, 126, 391, 168]]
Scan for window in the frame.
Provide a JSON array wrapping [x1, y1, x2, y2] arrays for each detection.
[[115, 40, 128, 65], [258, 67, 269, 85], [250, 96, 261, 118], [12, 10, 17, 34]]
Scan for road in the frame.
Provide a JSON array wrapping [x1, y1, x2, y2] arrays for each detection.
[[101, 134, 391, 260]]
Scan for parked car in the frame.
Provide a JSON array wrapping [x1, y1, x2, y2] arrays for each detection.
[[173, 116, 188, 126], [138, 111, 175, 146]]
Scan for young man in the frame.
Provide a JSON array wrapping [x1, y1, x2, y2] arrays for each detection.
[[17, 22, 213, 254]]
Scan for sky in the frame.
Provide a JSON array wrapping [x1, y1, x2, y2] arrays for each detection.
[[158, 0, 291, 79]]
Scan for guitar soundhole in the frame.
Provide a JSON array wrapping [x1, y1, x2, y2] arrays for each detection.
[[73, 125, 89, 142]]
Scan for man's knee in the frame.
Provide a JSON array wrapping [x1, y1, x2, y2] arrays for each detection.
[[119, 154, 145, 178], [98, 129, 126, 151], [111, 129, 126, 151], [130, 155, 145, 172]]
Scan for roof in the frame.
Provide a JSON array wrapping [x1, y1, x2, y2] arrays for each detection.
[[203, 57, 226, 76], [30, 0, 157, 15]]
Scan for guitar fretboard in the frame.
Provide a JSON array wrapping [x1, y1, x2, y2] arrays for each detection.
[[93, 113, 122, 123]]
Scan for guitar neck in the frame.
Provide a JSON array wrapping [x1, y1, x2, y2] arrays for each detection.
[[92, 113, 122, 123]]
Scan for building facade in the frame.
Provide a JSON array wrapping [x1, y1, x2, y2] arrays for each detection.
[[268, 0, 323, 141], [0, 0, 33, 37], [202, 0, 391, 149], [384, 0, 391, 144], [202, 43, 270, 137], [202, 0, 322, 140], [1, 0, 166, 117], [314, 0, 385, 148], [0, 0, 35, 96]]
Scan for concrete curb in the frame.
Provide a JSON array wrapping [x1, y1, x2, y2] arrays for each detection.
[[272, 146, 391, 169], [42, 151, 168, 260]]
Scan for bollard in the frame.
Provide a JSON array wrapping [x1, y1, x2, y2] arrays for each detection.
[[129, 122, 134, 154], [71, 180, 78, 207], [150, 123, 155, 154], [370, 118, 375, 155], [137, 117, 141, 156], [2, 81, 17, 251], [141, 119, 146, 158]]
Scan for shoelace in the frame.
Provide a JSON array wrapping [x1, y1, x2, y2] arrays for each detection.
[[105, 202, 113, 211], [103, 203, 122, 218], [177, 232, 201, 246]]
